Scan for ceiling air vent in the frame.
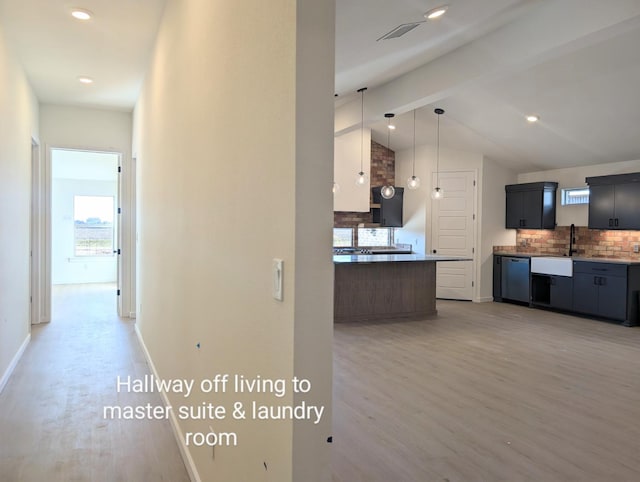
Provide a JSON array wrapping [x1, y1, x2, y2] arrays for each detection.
[[377, 22, 424, 41]]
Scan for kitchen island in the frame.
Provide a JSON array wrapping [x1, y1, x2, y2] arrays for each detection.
[[333, 254, 470, 323]]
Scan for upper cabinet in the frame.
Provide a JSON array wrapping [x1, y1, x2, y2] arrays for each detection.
[[587, 173, 640, 230], [505, 182, 558, 229], [371, 187, 404, 227]]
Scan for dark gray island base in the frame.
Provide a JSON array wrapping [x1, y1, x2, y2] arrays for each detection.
[[333, 254, 469, 323]]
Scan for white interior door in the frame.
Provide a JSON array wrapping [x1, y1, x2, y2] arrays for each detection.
[[431, 170, 475, 300]]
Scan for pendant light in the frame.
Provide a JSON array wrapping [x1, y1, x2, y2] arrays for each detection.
[[380, 113, 396, 199], [431, 108, 445, 200], [407, 109, 420, 190], [355, 87, 369, 187]]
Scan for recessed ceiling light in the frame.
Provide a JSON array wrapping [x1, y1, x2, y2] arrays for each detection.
[[526, 115, 539, 123], [78, 76, 94, 84], [71, 8, 92, 20], [425, 5, 448, 20]]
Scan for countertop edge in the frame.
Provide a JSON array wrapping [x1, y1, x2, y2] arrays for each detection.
[[493, 252, 640, 265]]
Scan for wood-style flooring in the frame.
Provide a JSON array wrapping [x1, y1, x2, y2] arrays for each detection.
[[332, 300, 640, 482], [0, 284, 189, 482], [5, 287, 640, 481]]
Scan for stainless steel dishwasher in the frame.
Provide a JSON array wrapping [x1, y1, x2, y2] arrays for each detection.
[[501, 256, 530, 303]]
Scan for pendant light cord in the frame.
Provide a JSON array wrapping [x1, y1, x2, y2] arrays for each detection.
[[358, 88, 366, 173], [436, 112, 440, 185], [412, 110, 416, 177]]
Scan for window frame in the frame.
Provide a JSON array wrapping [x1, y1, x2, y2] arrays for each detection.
[[73, 195, 116, 257], [561, 187, 590, 206]]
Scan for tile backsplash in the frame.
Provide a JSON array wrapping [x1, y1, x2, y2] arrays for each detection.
[[494, 226, 640, 259]]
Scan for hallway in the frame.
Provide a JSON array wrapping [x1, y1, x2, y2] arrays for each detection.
[[0, 284, 189, 481]]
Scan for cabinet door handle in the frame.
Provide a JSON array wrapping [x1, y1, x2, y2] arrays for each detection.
[[600, 277, 606, 286], [609, 218, 614, 227], [594, 276, 600, 285], [615, 218, 619, 227]]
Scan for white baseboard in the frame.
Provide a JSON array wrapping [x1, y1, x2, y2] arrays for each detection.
[[473, 297, 494, 303], [134, 325, 200, 482], [0, 333, 31, 394]]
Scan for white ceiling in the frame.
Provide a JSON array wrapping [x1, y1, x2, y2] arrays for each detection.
[[0, 0, 166, 111], [1, 0, 640, 172]]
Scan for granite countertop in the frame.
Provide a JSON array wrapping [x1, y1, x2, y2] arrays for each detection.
[[493, 251, 640, 265], [333, 254, 472, 264]]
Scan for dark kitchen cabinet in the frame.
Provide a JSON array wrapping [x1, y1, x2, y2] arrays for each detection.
[[371, 187, 404, 227], [572, 262, 627, 321], [549, 276, 573, 311], [493, 255, 502, 301], [505, 182, 558, 229], [531, 274, 572, 311], [587, 173, 640, 230]]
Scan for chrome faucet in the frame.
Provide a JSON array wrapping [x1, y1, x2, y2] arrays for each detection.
[[568, 223, 576, 257]]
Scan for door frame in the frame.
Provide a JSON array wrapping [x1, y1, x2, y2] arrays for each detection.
[[41, 145, 135, 319], [30, 137, 46, 324]]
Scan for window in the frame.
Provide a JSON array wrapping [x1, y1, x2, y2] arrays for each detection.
[[561, 187, 590, 205], [333, 228, 354, 247], [357, 227, 393, 247], [74, 195, 115, 256]]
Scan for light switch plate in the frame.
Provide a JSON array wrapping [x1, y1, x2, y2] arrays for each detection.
[[273, 259, 284, 301]]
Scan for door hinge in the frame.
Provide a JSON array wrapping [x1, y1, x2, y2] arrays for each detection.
[[472, 247, 475, 254], [473, 214, 476, 220], [117, 207, 122, 214], [472, 281, 474, 287], [118, 166, 122, 173], [116, 249, 121, 255], [117, 289, 121, 296], [473, 180, 476, 187]]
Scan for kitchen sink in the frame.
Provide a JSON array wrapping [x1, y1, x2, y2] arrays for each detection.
[[530, 256, 573, 277]]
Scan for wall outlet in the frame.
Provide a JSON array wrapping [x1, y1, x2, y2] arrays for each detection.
[[634, 244, 639, 253]]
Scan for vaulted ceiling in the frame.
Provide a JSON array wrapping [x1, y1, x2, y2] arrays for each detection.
[[1, 0, 639, 172]]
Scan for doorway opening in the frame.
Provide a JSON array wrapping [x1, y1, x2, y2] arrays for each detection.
[[50, 148, 120, 317]]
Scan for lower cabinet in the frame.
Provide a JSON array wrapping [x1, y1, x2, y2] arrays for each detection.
[[531, 274, 572, 311], [572, 262, 628, 321], [550, 276, 573, 311], [495, 255, 640, 326]]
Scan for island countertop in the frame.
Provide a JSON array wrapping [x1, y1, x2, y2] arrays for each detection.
[[333, 254, 472, 264]]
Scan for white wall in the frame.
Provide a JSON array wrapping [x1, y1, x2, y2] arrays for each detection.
[[395, 144, 517, 301], [333, 128, 371, 212], [395, 144, 482, 255], [518, 159, 640, 226], [0, 24, 39, 390], [39, 105, 135, 316], [133, 0, 334, 480], [478, 158, 517, 301]]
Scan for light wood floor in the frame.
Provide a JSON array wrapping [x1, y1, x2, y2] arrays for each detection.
[[0, 284, 189, 482], [5, 288, 640, 481], [332, 300, 640, 482]]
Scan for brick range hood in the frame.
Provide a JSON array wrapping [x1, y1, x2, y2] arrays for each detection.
[[494, 226, 640, 260]]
